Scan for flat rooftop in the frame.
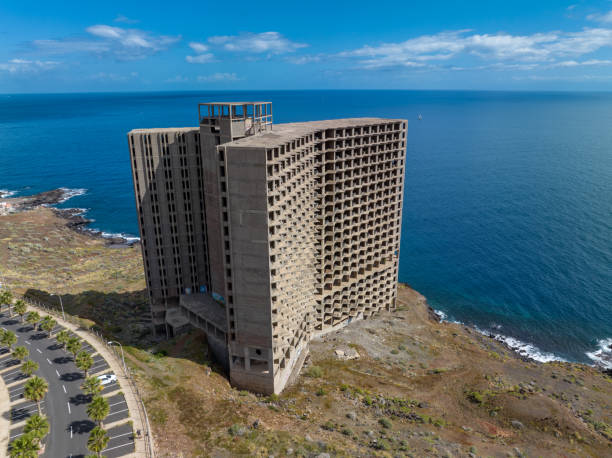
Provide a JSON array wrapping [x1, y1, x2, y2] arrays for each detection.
[[129, 126, 199, 135], [225, 117, 406, 148], [128, 117, 406, 146]]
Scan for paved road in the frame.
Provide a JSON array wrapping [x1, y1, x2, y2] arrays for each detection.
[[1, 311, 135, 457]]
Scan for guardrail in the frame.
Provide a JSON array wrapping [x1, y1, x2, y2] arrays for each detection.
[[16, 296, 155, 458]]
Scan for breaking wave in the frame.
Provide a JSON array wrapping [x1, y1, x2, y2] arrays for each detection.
[[57, 187, 87, 203], [434, 308, 566, 364], [0, 189, 17, 198], [586, 338, 612, 370]]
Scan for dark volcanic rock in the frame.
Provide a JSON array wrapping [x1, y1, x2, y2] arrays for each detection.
[[19, 188, 67, 208]]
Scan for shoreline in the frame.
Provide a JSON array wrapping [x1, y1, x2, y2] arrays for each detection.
[[415, 295, 612, 375], [0, 188, 139, 247], [432, 307, 612, 374], [2, 188, 610, 375]]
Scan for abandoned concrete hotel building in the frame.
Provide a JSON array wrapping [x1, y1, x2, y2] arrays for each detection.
[[128, 102, 407, 393]]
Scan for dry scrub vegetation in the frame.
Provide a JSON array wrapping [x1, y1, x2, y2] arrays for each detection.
[[2, 207, 611, 457]]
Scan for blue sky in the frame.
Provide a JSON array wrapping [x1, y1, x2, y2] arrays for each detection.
[[2, 0, 612, 92]]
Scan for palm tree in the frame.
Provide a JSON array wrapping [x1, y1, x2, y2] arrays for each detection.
[[9, 432, 39, 458], [23, 414, 49, 445], [86, 395, 109, 427], [75, 351, 94, 378], [66, 337, 82, 360], [81, 376, 102, 396], [87, 426, 109, 458], [25, 311, 40, 329], [24, 376, 48, 416], [21, 360, 39, 378], [1, 329, 17, 351], [12, 345, 28, 361], [40, 316, 57, 337], [13, 299, 27, 322], [56, 330, 70, 349], [0, 289, 13, 314]]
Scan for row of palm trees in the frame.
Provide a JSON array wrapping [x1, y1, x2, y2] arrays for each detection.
[[0, 292, 110, 457]]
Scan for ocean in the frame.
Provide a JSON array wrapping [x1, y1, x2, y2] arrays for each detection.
[[0, 90, 610, 368]]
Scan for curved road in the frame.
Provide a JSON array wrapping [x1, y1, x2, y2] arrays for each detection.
[[1, 310, 134, 457]]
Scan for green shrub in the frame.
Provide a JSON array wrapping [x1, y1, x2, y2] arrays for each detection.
[[378, 418, 392, 429], [372, 439, 390, 450], [306, 366, 323, 378], [316, 387, 326, 396], [228, 424, 246, 436], [322, 420, 335, 431], [467, 391, 484, 404]]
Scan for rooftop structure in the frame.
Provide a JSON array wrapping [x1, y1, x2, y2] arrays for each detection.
[[128, 102, 407, 393]]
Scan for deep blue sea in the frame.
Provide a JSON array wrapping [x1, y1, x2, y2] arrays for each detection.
[[0, 90, 610, 367]]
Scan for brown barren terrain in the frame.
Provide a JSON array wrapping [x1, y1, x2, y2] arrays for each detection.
[[1, 207, 611, 457]]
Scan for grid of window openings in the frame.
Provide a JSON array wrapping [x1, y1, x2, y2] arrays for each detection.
[[129, 129, 210, 330], [129, 105, 407, 394], [263, 121, 406, 376]]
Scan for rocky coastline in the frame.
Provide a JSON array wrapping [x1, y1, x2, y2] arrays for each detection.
[[0, 188, 138, 246]]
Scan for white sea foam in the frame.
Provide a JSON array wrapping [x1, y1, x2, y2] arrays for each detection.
[[434, 309, 447, 321], [435, 309, 565, 363], [0, 189, 17, 198], [57, 187, 87, 203], [586, 338, 612, 370], [490, 333, 565, 363], [100, 231, 140, 244]]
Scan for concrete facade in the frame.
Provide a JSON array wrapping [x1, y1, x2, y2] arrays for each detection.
[[128, 102, 406, 393]]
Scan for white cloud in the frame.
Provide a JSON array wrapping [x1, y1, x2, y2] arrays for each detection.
[[340, 28, 612, 70], [0, 58, 60, 73], [550, 59, 612, 67], [186, 53, 215, 63], [287, 54, 322, 65], [186, 41, 214, 63], [32, 25, 180, 60], [587, 10, 612, 23], [89, 71, 138, 81], [208, 32, 307, 54], [197, 72, 240, 82], [189, 42, 209, 53], [114, 15, 139, 24]]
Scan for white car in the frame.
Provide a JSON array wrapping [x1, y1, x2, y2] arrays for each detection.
[[97, 373, 117, 386]]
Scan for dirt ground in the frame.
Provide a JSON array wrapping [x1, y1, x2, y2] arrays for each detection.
[[1, 207, 611, 457], [122, 285, 612, 457]]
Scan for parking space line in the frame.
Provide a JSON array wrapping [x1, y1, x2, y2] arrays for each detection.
[[102, 442, 135, 453], [14, 401, 45, 410], [25, 341, 31, 345], [107, 408, 129, 416], [36, 348, 42, 354], [63, 384, 66, 393], [55, 369, 60, 377], [9, 432, 23, 439], [108, 432, 133, 440], [47, 358, 52, 364], [67, 402, 71, 414], [4, 369, 22, 377], [108, 400, 127, 407], [12, 407, 41, 417]]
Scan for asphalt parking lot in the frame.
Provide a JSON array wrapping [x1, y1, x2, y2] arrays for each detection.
[[1, 312, 135, 457]]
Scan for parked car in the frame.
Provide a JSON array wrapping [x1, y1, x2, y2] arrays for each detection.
[[97, 373, 117, 385]]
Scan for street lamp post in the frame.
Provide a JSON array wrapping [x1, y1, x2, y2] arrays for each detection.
[[51, 293, 66, 321], [108, 340, 127, 374]]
